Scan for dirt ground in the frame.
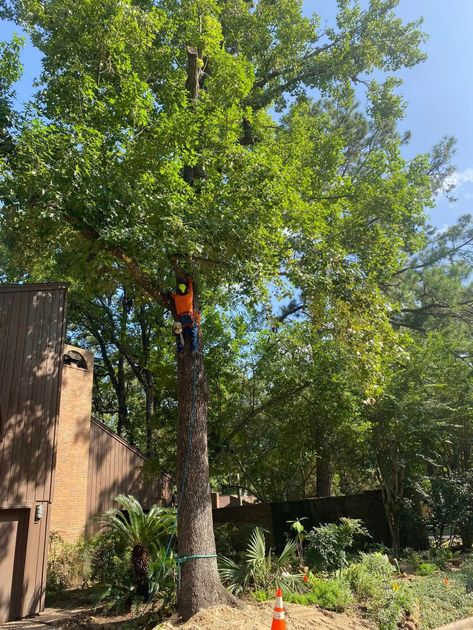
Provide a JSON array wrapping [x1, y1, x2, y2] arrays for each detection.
[[4, 600, 374, 630], [157, 601, 374, 630]]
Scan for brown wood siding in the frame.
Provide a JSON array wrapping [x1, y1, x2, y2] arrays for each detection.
[[86, 419, 173, 535], [0, 283, 67, 622], [0, 284, 67, 507]]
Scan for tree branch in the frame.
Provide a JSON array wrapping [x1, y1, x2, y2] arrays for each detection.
[[222, 381, 311, 446], [64, 213, 173, 311]]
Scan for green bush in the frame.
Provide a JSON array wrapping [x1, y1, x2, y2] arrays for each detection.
[[374, 585, 416, 630], [342, 552, 418, 630], [47, 532, 92, 597], [252, 590, 271, 602], [417, 562, 437, 576], [89, 532, 132, 586], [342, 552, 395, 600], [214, 522, 256, 557], [97, 495, 176, 604], [305, 518, 369, 573], [429, 547, 456, 570], [91, 496, 177, 610], [284, 591, 320, 606], [148, 545, 178, 612], [307, 576, 353, 611], [404, 549, 423, 571]]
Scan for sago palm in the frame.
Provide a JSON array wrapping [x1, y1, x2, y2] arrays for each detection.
[[219, 527, 306, 595], [99, 495, 176, 598]]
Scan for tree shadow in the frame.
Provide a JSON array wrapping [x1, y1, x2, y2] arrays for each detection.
[[0, 284, 67, 621]]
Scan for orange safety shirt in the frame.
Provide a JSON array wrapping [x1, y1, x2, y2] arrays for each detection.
[[172, 279, 194, 316]]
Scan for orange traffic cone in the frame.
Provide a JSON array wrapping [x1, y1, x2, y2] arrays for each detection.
[[271, 587, 286, 629]]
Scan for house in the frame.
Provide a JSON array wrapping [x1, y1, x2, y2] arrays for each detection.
[[0, 283, 172, 623], [51, 344, 173, 543]]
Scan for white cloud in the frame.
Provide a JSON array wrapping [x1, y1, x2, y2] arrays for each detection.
[[444, 168, 473, 190]]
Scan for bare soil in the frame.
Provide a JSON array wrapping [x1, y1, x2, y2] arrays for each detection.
[[4, 591, 374, 630], [158, 601, 374, 630]]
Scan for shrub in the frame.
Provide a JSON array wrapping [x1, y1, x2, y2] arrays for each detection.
[[148, 545, 178, 612], [405, 549, 423, 571], [252, 590, 271, 602], [307, 576, 353, 611], [374, 584, 416, 630], [47, 532, 91, 597], [343, 553, 416, 630], [219, 527, 306, 595], [214, 522, 256, 557], [89, 532, 131, 586], [426, 473, 473, 547], [342, 552, 394, 600], [417, 562, 437, 576], [305, 518, 369, 573], [429, 547, 457, 570]]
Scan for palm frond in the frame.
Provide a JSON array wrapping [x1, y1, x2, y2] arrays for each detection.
[[219, 555, 251, 595], [219, 527, 306, 596], [245, 527, 267, 565], [277, 539, 298, 568], [97, 495, 176, 550]]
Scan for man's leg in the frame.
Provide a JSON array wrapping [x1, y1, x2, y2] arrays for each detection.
[[175, 333, 184, 353], [190, 323, 199, 353]]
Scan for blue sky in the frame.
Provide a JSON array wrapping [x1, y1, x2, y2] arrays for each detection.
[[1, 1, 472, 230], [302, 0, 473, 230]]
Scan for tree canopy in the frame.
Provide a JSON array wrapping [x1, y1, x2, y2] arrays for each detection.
[[0, 0, 469, 616]]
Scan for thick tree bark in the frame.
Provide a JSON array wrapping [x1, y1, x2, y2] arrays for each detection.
[[175, 43, 232, 619], [316, 456, 333, 497], [176, 323, 232, 620]]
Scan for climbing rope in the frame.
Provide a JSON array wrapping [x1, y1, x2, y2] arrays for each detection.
[[176, 553, 218, 585]]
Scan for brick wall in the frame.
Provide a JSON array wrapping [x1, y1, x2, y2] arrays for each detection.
[[50, 346, 94, 543]]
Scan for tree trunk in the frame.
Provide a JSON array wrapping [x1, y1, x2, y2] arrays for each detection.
[[131, 543, 150, 599], [406, 487, 429, 550], [144, 374, 154, 457], [176, 323, 231, 620], [316, 456, 333, 497], [387, 506, 401, 557], [116, 354, 130, 439], [380, 479, 402, 556], [461, 525, 473, 550], [174, 46, 233, 619]]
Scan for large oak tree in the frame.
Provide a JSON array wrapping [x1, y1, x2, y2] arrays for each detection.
[[0, 0, 450, 618]]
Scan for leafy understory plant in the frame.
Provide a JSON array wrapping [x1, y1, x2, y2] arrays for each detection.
[[416, 562, 437, 576], [305, 518, 370, 573], [341, 552, 395, 601], [98, 495, 176, 600], [219, 527, 306, 595], [288, 517, 308, 566]]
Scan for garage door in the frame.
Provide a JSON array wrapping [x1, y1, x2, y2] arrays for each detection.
[[0, 509, 28, 623]]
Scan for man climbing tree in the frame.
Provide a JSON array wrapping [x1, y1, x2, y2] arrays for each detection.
[[0, 0, 452, 619], [170, 275, 199, 353]]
